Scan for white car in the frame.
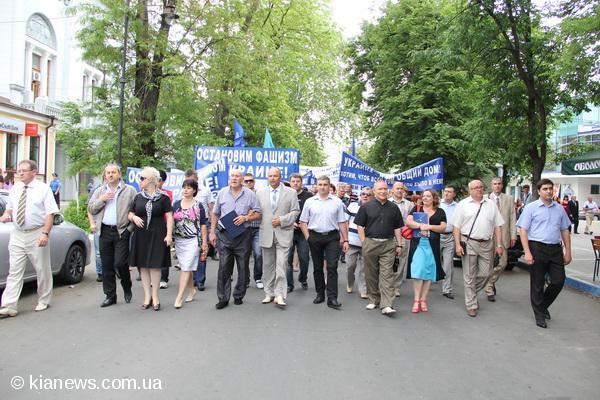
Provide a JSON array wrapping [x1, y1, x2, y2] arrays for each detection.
[[0, 189, 91, 289]]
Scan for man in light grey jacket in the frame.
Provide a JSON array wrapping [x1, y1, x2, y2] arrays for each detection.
[[88, 163, 137, 308], [256, 167, 300, 306]]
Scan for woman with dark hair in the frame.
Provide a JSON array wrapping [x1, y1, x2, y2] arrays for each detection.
[[172, 179, 208, 308], [405, 189, 447, 313], [561, 195, 574, 232], [128, 167, 173, 311]]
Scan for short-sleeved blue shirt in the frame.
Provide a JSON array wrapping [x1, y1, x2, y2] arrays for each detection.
[[516, 200, 571, 244]]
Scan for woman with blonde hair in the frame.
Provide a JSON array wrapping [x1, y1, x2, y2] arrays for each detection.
[[405, 189, 447, 313], [129, 167, 173, 311], [172, 179, 208, 308]]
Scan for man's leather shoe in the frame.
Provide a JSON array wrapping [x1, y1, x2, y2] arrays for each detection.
[[124, 291, 132, 304], [327, 299, 342, 309], [234, 298, 243, 305], [536, 320, 547, 328], [262, 296, 274, 304], [313, 294, 325, 304], [487, 294, 496, 302], [101, 297, 117, 308], [467, 308, 477, 317], [301, 282, 308, 290], [215, 301, 229, 310], [287, 286, 294, 293], [544, 309, 551, 320], [442, 292, 454, 300], [197, 282, 205, 291], [274, 296, 286, 306], [0, 307, 18, 318]]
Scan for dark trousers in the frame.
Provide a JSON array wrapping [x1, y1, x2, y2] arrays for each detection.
[[216, 229, 251, 302], [529, 241, 565, 322], [161, 249, 172, 282], [287, 229, 310, 289], [244, 227, 263, 285], [99, 225, 132, 298], [194, 259, 206, 286], [307, 230, 340, 300], [573, 218, 579, 233]]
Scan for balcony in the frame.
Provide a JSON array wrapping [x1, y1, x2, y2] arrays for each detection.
[[21, 99, 63, 119]]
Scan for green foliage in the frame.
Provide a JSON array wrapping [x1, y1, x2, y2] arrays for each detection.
[[62, 195, 91, 233], [64, 0, 352, 171]]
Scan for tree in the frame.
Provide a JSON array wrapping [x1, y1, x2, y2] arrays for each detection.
[[346, 0, 496, 187], [454, 0, 598, 186], [63, 0, 350, 171]]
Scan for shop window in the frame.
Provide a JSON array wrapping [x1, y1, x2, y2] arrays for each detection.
[[6, 135, 19, 170], [29, 136, 40, 163], [591, 184, 600, 195]]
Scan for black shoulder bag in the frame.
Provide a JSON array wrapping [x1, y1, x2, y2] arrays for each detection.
[[458, 202, 483, 256]]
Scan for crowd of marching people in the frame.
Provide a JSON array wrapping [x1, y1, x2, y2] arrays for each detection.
[[0, 160, 583, 329]]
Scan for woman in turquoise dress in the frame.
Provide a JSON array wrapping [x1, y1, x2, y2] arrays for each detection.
[[406, 189, 447, 313]]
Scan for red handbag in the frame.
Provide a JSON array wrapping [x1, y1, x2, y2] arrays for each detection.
[[401, 226, 413, 240]]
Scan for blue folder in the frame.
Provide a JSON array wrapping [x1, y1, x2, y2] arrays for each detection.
[[220, 210, 247, 239], [412, 212, 429, 238]]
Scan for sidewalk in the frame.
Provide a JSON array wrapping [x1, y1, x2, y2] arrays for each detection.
[[563, 219, 600, 296]]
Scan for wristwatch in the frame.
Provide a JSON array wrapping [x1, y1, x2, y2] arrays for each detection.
[[41, 232, 49, 236]]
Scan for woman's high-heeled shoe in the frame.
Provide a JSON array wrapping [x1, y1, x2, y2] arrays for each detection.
[[411, 301, 420, 313], [174, 297, 183, 309], [185, 288, 197, 303], [419, 300, 429, 312], [141, 299, 153, 310], [153, 303, 161, 311]]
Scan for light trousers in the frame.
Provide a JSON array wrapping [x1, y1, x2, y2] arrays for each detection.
[[440, 233, 455, 295], [2, 228, 53, 310], [262, 235, 291, 299], [363, 238, 396, 309], [345, 245, 366, 295], [461, 238, 493, 310]]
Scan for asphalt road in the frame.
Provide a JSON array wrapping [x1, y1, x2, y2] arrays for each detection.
[[1, 254, 599, 400]]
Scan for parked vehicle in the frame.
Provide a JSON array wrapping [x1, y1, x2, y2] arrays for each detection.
[[0, 189, 90, 289]]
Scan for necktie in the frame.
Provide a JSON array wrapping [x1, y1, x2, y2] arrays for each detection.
[[271, 189, 278, 212], [17, 185, 28, 226], [496, 196, 500, 208]]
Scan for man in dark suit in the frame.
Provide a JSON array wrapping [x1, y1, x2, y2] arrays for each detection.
[[568, 196, 579, 234]]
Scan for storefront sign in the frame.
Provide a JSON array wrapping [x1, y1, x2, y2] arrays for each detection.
[[0, 116, 25, 135]]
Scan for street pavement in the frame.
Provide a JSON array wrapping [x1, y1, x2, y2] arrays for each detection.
[[1, 248, 599, 400]]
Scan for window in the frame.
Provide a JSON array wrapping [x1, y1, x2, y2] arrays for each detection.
[[32, 54, 41, 100], [6, 135, 19, 170], [592, 185, 600, 195], [29, 136, 40, 163]]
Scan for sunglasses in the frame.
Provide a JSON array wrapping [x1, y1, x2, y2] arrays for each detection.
[[244, 179, 254, 183], [139, 176, 146, 181], [361, 193, 372, 196]]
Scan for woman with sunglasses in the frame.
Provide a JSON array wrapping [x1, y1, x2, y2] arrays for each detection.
[[128, 167, 173, 311], [172, 179, 208, 308]]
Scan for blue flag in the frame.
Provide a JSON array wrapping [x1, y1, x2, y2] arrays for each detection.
[[233, 120, 246, 147], [263, 128, 275, 148]]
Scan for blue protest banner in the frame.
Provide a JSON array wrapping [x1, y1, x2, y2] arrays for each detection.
[[338, 152, 444, 191], [194, 146, 300, 188]]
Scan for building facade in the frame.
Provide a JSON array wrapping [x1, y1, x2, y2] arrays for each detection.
[[0, 0, 103, 200]]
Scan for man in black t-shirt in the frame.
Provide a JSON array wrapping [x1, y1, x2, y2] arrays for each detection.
[[354, 180, 404, 315]]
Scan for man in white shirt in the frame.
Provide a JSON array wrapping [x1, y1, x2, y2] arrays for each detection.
[[453, 180, 504, 317], [0, 160, 58, 317], [389, 182, 413, 296], [345, 187, 373, 299], [582, 196, 598, 235]]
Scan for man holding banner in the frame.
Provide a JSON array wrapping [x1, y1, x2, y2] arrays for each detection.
[[299, 176, 349, 309], [210, 169, 262, 310]]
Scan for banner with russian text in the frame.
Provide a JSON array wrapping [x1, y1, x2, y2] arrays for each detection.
[[338, 152, 444, 191], [194, 146, 300, 189]]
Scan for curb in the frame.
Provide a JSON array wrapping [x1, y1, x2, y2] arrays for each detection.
[[565, 276, 600, 297], [516, 262, 600, 298]]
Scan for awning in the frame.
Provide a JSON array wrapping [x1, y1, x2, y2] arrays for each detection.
[[561, 150, 600, 175]]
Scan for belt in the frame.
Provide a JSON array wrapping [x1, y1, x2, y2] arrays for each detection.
[[16, 226, 43, 233], [462, 234, 490, 243], [529, 240, 562, 248], [369, 237, 394, 242], [102, 223, 118, 229], [309, 230, 338, 236]]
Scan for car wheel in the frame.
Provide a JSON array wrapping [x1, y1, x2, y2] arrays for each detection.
[[60, 244, 86, 284]]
